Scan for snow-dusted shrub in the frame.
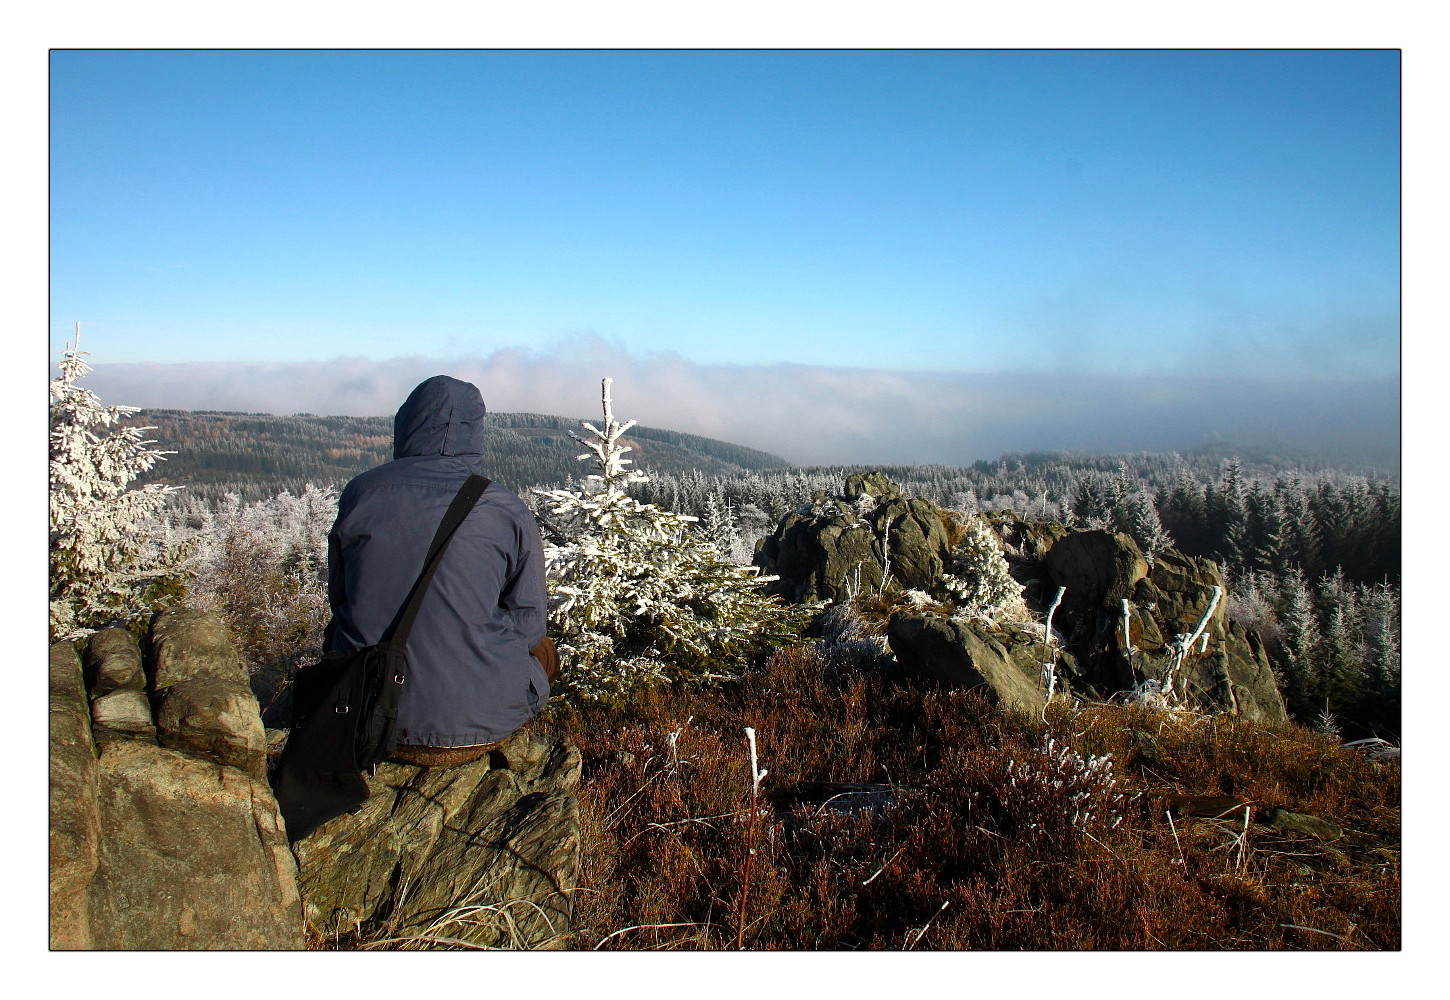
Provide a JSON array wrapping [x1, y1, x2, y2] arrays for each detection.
[[1225, 573, 1282, 647], [938, 514, 1028, 623], [809, 600, 892, 672], [535, 379, 810, 704], [49, 336, 182, 640], [996, 738, 1137, 845], [181, 484, 335, 671]]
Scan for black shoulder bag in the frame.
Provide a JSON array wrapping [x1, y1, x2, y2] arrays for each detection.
[[271, 474, 490, 842]]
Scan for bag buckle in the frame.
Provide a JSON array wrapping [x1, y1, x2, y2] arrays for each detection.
[[334, 704, 350, 714]]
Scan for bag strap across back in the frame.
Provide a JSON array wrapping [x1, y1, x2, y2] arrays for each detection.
[[382, 474, 490, 650]]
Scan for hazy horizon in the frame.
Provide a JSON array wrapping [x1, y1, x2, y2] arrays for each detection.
[[80, 335, 1400, 475]]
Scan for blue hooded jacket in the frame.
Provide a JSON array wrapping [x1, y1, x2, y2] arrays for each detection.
[[325, 375, 550, 747]]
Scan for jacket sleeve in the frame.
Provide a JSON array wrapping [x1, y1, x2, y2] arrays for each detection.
[[323, 519, 343, 652], [324, 485, 355, 653], [500, 509, 548, 647]]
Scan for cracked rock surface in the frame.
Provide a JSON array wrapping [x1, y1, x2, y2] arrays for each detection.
[[50, 616, 303, 949], [292, 729, 582, 950]]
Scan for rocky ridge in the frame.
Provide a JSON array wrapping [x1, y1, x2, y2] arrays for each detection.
[[756, 472, 1287, 722]]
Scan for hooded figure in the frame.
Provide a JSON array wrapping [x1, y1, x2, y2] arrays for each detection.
[[325, 375, 553, 756]]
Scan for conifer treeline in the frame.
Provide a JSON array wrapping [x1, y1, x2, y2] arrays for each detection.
[[631, 455, 1399, 583]]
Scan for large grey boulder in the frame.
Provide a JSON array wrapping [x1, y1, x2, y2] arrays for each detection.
[[1128, 549, 1287, 722], [1040, 538, 1286, 721], [49, 613, 305, 950], [1044, 529, 1150, 616], [292, 729, 582, 950]]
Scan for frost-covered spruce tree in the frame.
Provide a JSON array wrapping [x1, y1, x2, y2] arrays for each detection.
[[50, 334, 181, 640], [1111, 489, 1174, 564], [699, 490, 737, 553], [939, 513, 1028, 623], [535, 378, 808, 704]]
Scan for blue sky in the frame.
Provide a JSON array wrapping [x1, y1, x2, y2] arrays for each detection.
[[51, 50, 1398, 372], [48, 48, 1401, 466]]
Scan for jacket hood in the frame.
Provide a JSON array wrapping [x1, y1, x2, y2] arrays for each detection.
[[393, 375, 487, 459]]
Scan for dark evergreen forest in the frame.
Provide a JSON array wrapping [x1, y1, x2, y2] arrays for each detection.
[[134, 409, 790, 503]]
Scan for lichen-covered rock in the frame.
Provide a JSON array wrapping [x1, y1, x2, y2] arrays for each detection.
[[89, 688, 157, 741], [1043, 529, 1149, 615], [147, 609, 249, 689], [756, 473, 953, 603], [887, 612, 1047, 715], [292, 729, 582, 950], [49, 641, 101, 950], [758, 471, 1288, 721], [1127, 549, 1286, 722], [84, 627, 146, 696], [85, 740, 303, 950], [843, 470, 902, 503], [1263, 808, 1343, 841], [139, 612, 272, 780], [153, 676, 270, 782], [84, 627, 157, 744]]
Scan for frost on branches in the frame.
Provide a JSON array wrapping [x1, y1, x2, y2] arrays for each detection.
[[535, 378, 808, 704], [180, 485, 336, 670], [939, 513, 1028, 624], [50, 336, 181, 640]]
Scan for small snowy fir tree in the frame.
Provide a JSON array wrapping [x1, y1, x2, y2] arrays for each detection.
[[50, 333, 181, 640], [939, 513, 1028, 623], [535, 378, 808, 704], [1111, 489, 1174, 563]]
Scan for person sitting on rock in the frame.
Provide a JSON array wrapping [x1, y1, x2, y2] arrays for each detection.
[[325, 374, 558, 767]]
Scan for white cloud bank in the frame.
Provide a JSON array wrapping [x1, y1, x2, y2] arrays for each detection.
[[82, 337, 1400, 472]]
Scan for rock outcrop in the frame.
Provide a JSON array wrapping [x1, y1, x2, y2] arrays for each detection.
[[1124, 548, 1287, 723], [50, 615, 304, 949], [292, 729, 582, 949], [755, 471, 955, 603], [50, 609, 584, 951], [763, 473, 1288, 723]]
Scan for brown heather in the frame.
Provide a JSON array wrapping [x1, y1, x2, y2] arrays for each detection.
[[536, 643, 1400, 951]]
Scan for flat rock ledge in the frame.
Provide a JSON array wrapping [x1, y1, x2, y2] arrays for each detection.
[[292, 729, 583, 950]]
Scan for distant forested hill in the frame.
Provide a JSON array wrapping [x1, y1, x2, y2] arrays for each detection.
[[133, 409, 790, 500]]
